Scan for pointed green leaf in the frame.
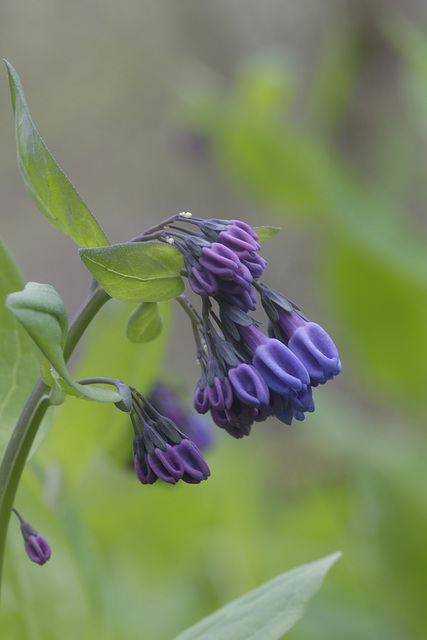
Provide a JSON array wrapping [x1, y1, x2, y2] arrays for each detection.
[[172, 552, 341, 640], [79, 242, 185, 302], [126, 302, 163, 343], [4, 60, 108, 248], [253, 226, 281, 241], [5, 282, 121, 405], [0, 240, 40, 460]]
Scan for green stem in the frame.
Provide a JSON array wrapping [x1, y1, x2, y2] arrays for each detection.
[[0, 280, 110, 601]]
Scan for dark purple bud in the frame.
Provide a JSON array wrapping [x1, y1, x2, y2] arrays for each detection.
[[147, 443, 185, 484], [176, 439, 211, 483], [240, 252, 267, 279], [288, 322, 341, 384], [254, 391, 290, 422], [290, 385, 315, 413], [134, 453, 158, 484], [188, 266, 219, 296], [252, 338, 310, 395], [193, 373, 233, 414], [210, 408, 252, 438], [225, 396, 257, 428], [218, 225, 261, 256], [275, 404, 294, 425], [193, 380, 209, 414], [13, 509, 51, 566], [199, 243, 243, 280], [228, 363, 270, 407], [229, 219, 260, 240], [25, 535, 52, 566], [217, 286, 257, 311]]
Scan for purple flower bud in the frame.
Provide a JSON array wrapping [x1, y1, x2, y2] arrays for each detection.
[[193, 374, 233, 414], [199, 243, 244, 280], [252, 338, 310, 395], [240, 252, 267, 279], [287, 321, 341, 384], [228, 363, 270, 408], [134, 451, 158, 484], [218, 224, 261, 257], [254, 391, 289, 422], [229, 219, 260, 240], [147, 443, 185, 484], [25, 535, 52, 566], [13, 509, 51, 566], [217, 286, 257, 311], [188, 266, 219, 296], [177, 439, 211, 483], [210, 408, 252, 438], [133, 435, 210, 486]]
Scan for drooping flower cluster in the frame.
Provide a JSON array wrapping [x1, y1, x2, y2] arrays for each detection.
[[154, 213, 341, 438], [13, 509, 51, 566], [130, 386, 210, 485]]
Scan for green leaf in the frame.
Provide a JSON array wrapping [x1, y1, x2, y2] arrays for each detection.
[[4, 60, 108, 248], [172, 552, 341, 640], [79, 242, 185, 302], [126, 302, 163, 343], [5, 282, 121, 405], [253, 226, 281, 241], [0, 240, 40, 461]]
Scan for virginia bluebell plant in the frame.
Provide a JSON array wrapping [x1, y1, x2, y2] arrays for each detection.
[[0, 62, 342, 634]]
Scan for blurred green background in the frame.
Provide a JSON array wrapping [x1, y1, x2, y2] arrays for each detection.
[[1, 2, 427, 639]]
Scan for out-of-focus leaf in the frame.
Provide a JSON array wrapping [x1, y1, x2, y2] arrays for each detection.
[[0, 240, 40, 460], [4, 60, 108, 248], [323, 241, 427, 405], [172, 552, 341, 640], [126, 302, 163, 343], [79, 242, 185, 302], [5, 282, 121, 405], [183, 58, 427, 291], [253, 226, 281, 241]]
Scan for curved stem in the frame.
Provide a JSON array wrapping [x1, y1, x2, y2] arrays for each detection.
[[0, 377, 50, 592], [0, 280, 110, 602]]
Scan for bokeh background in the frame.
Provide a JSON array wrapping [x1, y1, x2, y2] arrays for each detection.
[[1, 1, 427, 639]]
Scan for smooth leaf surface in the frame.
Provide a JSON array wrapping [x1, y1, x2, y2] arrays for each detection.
[[0, 240, 40, 460], [5, 60, 108, 248], [79, 242, 185, 302], [253, 226, 281, 242], [172, 552, 341, 640], [125, 301, 163, 343], [5, 282, 121, 404]]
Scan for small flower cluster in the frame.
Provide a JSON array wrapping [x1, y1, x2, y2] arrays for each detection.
[[158, 213, 341, 438], [130, 387, 210, 485]]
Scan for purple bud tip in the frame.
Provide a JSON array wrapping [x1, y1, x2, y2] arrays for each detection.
[[288, 322, 341, 384], [24, 535, 51, 565], [135, 441, 210, 485], [228, 363, 270, 407], [253, 338, 310, 395], [13, 509, 51, 565]]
